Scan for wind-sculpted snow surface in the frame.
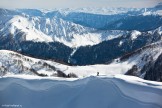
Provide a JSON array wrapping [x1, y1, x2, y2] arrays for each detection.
[[0, 75, 162, 108]]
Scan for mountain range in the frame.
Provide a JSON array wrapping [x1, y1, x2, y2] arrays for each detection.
[[0, 3, 162, 82]]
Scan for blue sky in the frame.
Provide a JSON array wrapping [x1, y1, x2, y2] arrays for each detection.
[[0, 0, 161, 9]]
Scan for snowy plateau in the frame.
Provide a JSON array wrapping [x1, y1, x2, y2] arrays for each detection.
[[0, 3, 162, 108]]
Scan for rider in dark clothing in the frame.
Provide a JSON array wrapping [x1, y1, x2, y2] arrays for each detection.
[[97, 72, 99, 76]]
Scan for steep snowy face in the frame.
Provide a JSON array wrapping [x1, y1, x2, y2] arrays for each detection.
[[5, 16, 53, 42], [27, 16, 100, 47]]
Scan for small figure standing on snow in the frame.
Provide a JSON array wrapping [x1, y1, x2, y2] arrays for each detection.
[[97, 72, 99, 76]]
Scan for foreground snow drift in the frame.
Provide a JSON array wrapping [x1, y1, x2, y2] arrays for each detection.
[[0, 75, 162, 108]]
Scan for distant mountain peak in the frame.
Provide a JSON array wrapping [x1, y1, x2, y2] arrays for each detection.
[[155, 2, 162, 9]]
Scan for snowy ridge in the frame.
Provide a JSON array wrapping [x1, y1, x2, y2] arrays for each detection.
[[0, 75, 162, 108]]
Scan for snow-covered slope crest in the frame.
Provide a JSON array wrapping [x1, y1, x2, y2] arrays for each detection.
[[0, 75, 162, 108]]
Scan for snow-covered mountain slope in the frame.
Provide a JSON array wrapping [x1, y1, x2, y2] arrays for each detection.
[[1, 42, 162, 81], [0, 26, 161, 66], [111, 40, 162, 81], [69, 28, 162, 65], [0, 75, 162, 108], [0, 50, 131, 78], [0, 4, 162, 47], [66, 38, 162, 80], [0, 50, 58, 76]]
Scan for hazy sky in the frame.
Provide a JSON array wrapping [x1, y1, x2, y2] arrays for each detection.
[[0, 0, 161, 9]]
